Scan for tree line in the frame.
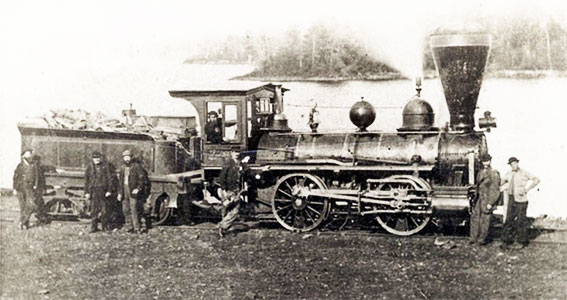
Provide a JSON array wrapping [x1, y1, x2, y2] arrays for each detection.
[[186, 17, 567, 79]]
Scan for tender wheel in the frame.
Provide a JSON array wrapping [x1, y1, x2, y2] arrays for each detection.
[[45, 198, 81, 220], [271, 173, 329, 232], [374, 175, 432, 236], [153, 195, 171, 225]]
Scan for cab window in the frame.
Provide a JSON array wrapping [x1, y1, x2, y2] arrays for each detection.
[[205, 101, 240, 144], [223, 104, 239, 142]]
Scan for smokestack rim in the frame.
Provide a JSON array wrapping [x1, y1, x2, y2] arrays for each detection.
[[430, 33, 492, 48]]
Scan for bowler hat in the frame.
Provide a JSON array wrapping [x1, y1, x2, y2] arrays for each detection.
[[208, 111, 218, 117], [480, 153, 492, 161], [92, 151, 102, 158], [21, 148, 33, 156], [122, 150, 132, 157], [508, 157, 519, 164]]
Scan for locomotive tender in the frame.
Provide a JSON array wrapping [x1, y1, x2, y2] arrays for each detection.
[[18, 116, 202, 225], [168, 32, 496, 236]]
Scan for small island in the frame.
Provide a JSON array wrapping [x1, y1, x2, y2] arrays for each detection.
[[186, 18, 567, 81]]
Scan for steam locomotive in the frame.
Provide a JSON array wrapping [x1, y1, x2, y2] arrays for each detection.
[[169, 32, 497, 236]]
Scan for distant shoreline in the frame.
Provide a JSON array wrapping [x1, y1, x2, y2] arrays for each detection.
[[227, 68, 567, 82], [231, 72, 405, 82]]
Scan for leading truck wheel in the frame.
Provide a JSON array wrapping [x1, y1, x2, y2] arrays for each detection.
[[374, 175, 432, 236], [153, 195, 171, 226], [271, 173, 329, 232]]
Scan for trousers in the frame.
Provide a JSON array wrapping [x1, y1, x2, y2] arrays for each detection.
[[218, 190, 240, 231], [90, 188, 110, 230], [122, 184, 143, 231], [501, 197, 529, 245], [17, 187, 47, 227], [469, 201, 492, 243]]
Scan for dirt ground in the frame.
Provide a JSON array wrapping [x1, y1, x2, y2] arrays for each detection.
[[1, 195, 566, 300]]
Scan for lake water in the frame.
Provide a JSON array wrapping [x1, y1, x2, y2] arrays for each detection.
[[1, 64, 566, 217]]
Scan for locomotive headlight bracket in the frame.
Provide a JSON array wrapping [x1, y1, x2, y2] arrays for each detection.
[[479, 111, 497, 131]]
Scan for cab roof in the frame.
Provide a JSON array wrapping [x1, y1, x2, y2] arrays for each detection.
[[169, 83, 288, 98]]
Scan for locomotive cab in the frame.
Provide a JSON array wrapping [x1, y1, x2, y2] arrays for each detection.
[[169, 84, 287, 172]]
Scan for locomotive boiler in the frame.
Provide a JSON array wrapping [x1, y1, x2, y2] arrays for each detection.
[[169, 32, 495, 236]]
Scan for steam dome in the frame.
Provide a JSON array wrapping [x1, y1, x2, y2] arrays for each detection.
[[398, 96, 435, 131]]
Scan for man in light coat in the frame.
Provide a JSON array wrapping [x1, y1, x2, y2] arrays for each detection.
[[12, 149, 48, 229], [500, 157, 540, 249]]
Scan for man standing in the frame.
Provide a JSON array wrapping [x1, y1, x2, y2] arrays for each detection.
[[500, 157, 540, 249], [12, 149, 48, 229], [469, 154, 501, 245], [84, 151, 114, 233], [118, 150, 151, 234], [217, 150, 248, 237]]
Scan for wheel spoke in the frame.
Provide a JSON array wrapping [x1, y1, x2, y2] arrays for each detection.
[[274, 198, 292, 203], [284, 181, 294, 192], [295, 212, 305, 228], [277, 189, 293, 199], [304, 209, 316, 224], [291, 210, 297, 227], [283, 207, 295, 220], [408, 216, 419, 228], [276, 204, 292, 213], [306, 205, 321, 216]]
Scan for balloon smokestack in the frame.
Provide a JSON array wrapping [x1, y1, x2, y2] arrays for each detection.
[[430, 33, 492, 131]]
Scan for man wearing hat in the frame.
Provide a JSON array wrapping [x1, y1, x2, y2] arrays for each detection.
[[12, 149, 48, 229], [469, 153, 501, 245], [205, 110, 223, 144], [500, 157, 540, 249], [118, 150, 151, 233], [84, 151, 114, 233]]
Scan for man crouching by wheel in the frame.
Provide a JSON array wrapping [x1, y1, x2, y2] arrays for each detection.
[[217, 150, 250, 238]]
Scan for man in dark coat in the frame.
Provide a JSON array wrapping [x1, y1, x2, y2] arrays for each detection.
[[217, 150, 249, 237], [118, 150, 151, 233], [84, 151, 114, 233], [469, 154, 501, 245], [204, 111, 223, 144], [13, 149, 48, 229]]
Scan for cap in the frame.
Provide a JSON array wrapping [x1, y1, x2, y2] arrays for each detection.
[[21, 148, 33, 156], [92, 151, 102, 158], [122, 150, 132, 157], [208, 111, 218, 117], [480, 153, 492, 162], [508, 157, 519, 164]]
